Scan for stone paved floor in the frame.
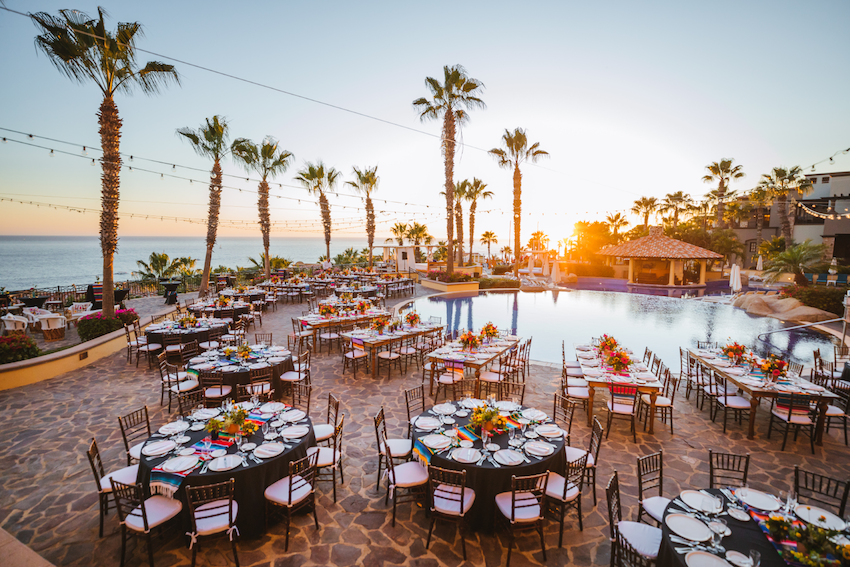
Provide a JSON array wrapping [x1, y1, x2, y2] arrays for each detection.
[[1, 285, 849, 567]]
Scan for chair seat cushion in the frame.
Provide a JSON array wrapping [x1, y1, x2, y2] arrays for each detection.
[[319, 333, 339, 340], [204, 385, 232, 398], [565, 368, 585, 377], [606, 400, 635, 414], [716, 395, 750, 409], [479, 371, 504, 383], [396, 347, 417, 355], [194, 499, 238, 536], [380, 438, 412, 457], [165, 345, 184, 353], [345, 351, 368, 360], [567, 387, 590, 399], [640, 394, 672, 407], [377, 352, 400, 360], [248, 382, 271, 395], [138, 343, 162, 352], [771, 408, 813, 424], [387, 461, 428, 488], [313, 423, 334, 442], [495, 491, 541, 523], [642, 496, 671, 523], [198, 341, 220, 350], [564, 361, 582, 368], [129, 442, 145, 461], [170, 379, 199, 394], [100, 464, 140, 492], [433, 484, 475, 516], [280, 371, 303, 382], [564, 446, 594, 466], [265, 475, 311, 506], [125, 495, 183, 532], [826, 404, 845, 416], [306, 446, 341, 467], [162, 371, 188, 383], [545, 471, 579, 501], [703, 385, 737, 396], [619, 520, 662, 558], [566, 378, 588, 387]]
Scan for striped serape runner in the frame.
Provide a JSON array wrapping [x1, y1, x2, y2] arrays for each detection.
[[413, 437, 436, 465], [733, 489, 809, 566], [150, 459, 203, 498]]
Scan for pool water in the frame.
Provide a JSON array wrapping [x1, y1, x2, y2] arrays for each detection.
[[400, 290, 838, 366]]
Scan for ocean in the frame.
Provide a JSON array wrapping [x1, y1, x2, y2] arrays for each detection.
[[0, 235, 372, 290]]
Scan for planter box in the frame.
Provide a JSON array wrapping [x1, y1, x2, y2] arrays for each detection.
[[421, 279, 480, 293]]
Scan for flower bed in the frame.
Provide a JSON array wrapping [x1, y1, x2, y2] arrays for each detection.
[[0, 334, 39, 364], [77, 308, 140, 342], [781, 285, 846, 316]]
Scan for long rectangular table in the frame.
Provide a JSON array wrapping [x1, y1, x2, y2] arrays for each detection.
[[425, 336, 522, 383], [688, 349, 839, 445], [341, 324, 445, 378]]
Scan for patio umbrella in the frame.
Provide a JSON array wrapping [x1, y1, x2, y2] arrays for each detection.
[[756, 255, 764, 271], [526, 255, 534, 274], [542, 257, 550, 276], [730, 264, 742, 292], [550, 259, 560, 284]]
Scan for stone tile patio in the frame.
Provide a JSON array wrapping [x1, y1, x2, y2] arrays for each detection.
[[1, 285, 848, 566]]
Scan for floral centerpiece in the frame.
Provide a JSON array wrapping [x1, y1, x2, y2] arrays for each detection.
[[763, 515, 848, 566], [606, 349, 632, 372], [598, 334, 618, 354], [481, 322, 498, 341], [206, 406, 249, 436], [722, 341, 747, 364], [470, 405, 507, 433], [355, 300, 369, 314], [236, 285, 247, 293], [340, 292, 353, 303], [371, 317, 389, 334], [223, 346, 236, 358], [216, 296, 231, 307], [404, 312, 421, 326], [270, 275, 280, 284], [237, 344, 252, 361], [459, 330, 481, 351], [178, 316, 197, 329], [318, 303, 337, 317], [760, 354, 789, 381]]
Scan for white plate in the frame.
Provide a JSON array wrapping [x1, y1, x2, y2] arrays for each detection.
[[728, 508, 750, 522], [254, 443, 285, 458], [680, 490, 722, 513], [535, 424, 563, 438], [455, 410, 469, 418], [724, 550, 752, 567], [162, 455, 199, 473], [459, 440, 473, 448], [795, 504, 846, 530], [800, 383, 825, 392], [190, 423, 206, 431], [209, 455, 240, 472], [173, 435, 190, 444], [524, 431, 539, 439], [269, 419, 284, 428], [142, 440, 176, 456], [685, 550, 732, 567], [521, 408, 547, 422], [665, 513, 713, 542], [267, 357, 286, 363], [495, 401, 519, 411], [264, 432, 280, 440], [494, 449, 524, 466], [240, 443, 257, 451], [451, 448, 481, 464], [158, 421, 190, 435], [525, 441, 555, 456], [179, 448, 196, 456], [260, 402, 286, 413], [738, 489, 781, 512], [433, 403, 456, 415], [193, 408, 220, 420], [416, 416, 441, 430], [421, 434, 451, 450], [279, 425, 309, 438], [442, 417, 456, 425], [189, 357, 207, 364], [210, 449, 227, 458], [460, 399, 484, 409], [280, 409, 306, 422]]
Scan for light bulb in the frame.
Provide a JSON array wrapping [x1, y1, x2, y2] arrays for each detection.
[[82, 146, 87, 155], [49, 149, 54, 157], [830, 157, 835, 164], [91, 159, 96, 166]]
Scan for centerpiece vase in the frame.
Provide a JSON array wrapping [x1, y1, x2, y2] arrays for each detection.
[[211, 431, 219, 441], [226, 423, 240, 435]]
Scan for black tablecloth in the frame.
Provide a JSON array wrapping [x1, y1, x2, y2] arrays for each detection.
[[196, 356, 295, 401], [137, 417, 316, 538], [21, 296, 48, 308], [187, 305, 250, 319], [412, 405, 567, 530], [657, 488, 784, 567], [146, 325, 228, 352]]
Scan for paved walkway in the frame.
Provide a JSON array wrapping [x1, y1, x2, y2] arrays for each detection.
[[1, 285, 848, 566]]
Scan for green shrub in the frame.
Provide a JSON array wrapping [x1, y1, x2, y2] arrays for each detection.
[[77, 308, 140, 342], [781, 285, 847, 315], [492, 264, 513, 275], [479, 277, 521, 289], [427, 270, 473, 283], [0, 334, 40, 364]]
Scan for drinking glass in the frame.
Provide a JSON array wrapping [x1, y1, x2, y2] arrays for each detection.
[[262, 421, 270, 437], [786, 490, 797, 515], [235, 434, 243, 455], [709, 519, 727, 552], [203, 436, 212, 452], [749, 550, 761, 567]]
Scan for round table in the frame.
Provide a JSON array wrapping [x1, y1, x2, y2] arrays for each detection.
[[145, 321, 230, 353], [188, 303, 250, 319], [137, 412, 316, 538], [187, 348, 295, 401], [656, 488, 784, 567], [21, 296, 49, 308], [411, 403, 567, 530]]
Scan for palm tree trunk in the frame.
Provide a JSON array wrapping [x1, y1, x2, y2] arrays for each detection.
[[468, 202, 476, 265], [513, 164, 522, 278], [716, 182, 726, 228], [199, 159, 222, 297], [443, 112, 455, 274], [643, 212, 649, 228], [98, 95, 122, 318], [455, 201, 464, 266], [366, 196, 374, 268], [756, 205, 763, 252], [258, 179, 271, 279], [320, 193, 332, 262], [777, 193, 792, 249]]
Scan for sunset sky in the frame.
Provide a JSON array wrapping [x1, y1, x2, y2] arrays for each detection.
[[1, 0, 849, 248]]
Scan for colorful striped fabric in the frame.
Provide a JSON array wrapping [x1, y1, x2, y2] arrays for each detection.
[[413, 438, 435, 465], [734, 491, 807, 566], [190, 438, 231, 454], [92, 283, 103, 302], [150, 459, 203, 498], [609, 383, 638, 406], [455, 425, 481, 443]]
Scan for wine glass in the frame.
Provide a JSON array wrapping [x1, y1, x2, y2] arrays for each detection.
[[709, 519, 727, 553], [203, 436, 212, 453], [749, 551, 761, 567], [786, 490, 797, 515], [235, 433, 244, 456], [262, 421, 270, 437]]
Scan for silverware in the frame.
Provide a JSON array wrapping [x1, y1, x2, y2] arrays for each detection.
[[488, 456, 501, 468], [200, 461, 209, 474]]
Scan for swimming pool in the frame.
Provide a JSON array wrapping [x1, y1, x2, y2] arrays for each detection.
[[399, 290, 838, 366]]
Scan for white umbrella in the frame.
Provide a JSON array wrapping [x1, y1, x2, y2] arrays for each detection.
[[526, 255, 534, 274], [550, 259, 560, 284], [756, 255, 764, 271], [730, 264, 742, 293], [542, 256, 550, 276]]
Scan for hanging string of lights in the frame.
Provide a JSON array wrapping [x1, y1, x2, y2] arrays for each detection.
[[807, 147, 850, 172]]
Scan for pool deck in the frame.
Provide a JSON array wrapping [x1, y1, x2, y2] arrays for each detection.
[[1, 284, 848, 566]]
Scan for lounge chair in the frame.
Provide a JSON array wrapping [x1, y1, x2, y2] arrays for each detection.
[[836, 274, 849, 287], [817, 274, 829, 285], [804, 273, 814, 284]]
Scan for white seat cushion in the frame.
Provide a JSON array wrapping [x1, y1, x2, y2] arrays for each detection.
[[387, 461, 428, 488], [771, 408, 813, 424], [545, 472, 579, 501], [280, 371, 303, 382], [433, 484, 475, 516], [479, 371, 504, 383], [377, 352, 400, 360], [162, 371, 188, 383], [567, 378, 588, 387], [703, 385, 737, 396], [566, 368, 585, 377], [397, 347, 417, 355], [495, 491, 541, 523], [379, 438, 413, 457], [198, 341, 220, 350], [606, 400, 635, 414], [307, 446, 341, 467], [265, 475, 311, 507], [345, 351, 368, 359], [641, 496, 671, 523], [564, 361, 582, 368], [194, 499, 238, 536], [248, 382, 271, 395], [138, 343, 161, 352], [165, 345, 184, 353], [564, 447, 594, 467], [640, 394, 672, 407], [129, 442, 145, 461], [170, 379, 199, 394], [618, 520, 662, 558], [567, 387, 590, 399], [319, 333, 339, 340], [204, 385, 232, 398], [100, 464, 140, 492], [313, 423, 334, 442], [125, 495, 183, 533], [826, 405, 845, 416], [715, 395, 750, 409]]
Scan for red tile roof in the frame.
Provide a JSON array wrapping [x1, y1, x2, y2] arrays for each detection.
[[598, 227, 723, 259]]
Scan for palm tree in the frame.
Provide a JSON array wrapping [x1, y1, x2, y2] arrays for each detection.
[[631, 197, 659, 228], [489, 128, 549, 277], [528, 230, 547, 250], [390, 222, 409, 245], [177, 115, 229, 298], [748, 186, 773, 252], [605, 213, 629, 239], [294, 161, 341, 262], [659, 191, 694, 229], [405, 222, 431, 262], [32, 8, 179, 317], [464, 178, 493, 264], [756, 166, 813, 250], [453, 181, 467, 265], [763, 241, 825, 286], [500, 246, 512, 263], [232, 137, 294, 280], [135, 252, 183, 280], [480, 231, 498, 260], [248, 253, 292, 270], [345, 166, 379, 267], [702, 159, 745, 228], [413, 65, 485, 275], [723, 201, 751, 228], [688, 198, 715, 231]]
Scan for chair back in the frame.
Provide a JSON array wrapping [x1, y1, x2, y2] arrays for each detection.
[[650, 354, 661, 375], [109, 479, 149, 532], [291, 382, 312, 414], [294, 351, 311, 382], [637, 450, 664, 500], [428, 465, 469, 517], [249, 365, 273, 386], [405, 386, 425, 423], [608, 383, 638, 414], [178, 388, 204, 415], [255, 332, 272, 346], [588, 416, 604, 464], [644, 347, 653, 364], [452, 379, 481, 401], [180, 340, 199, 364], [119, 406, 151, 456], [774, 392, 815, 420], [186, 478, 237, 538], [708, 449, 749, 489], [698, 341, 718, 349], [506, 472, 548, 524], [373, 406, 389, 449], [553, 394, 576, 435], [163, 333, 182, 348], [794, 466, 849, 517], [562, 452, 588, 499], [498, 381, 525, 405], [605, 471, 623, 538], [325, 393, 340, 428], [283, 452, 319, 506], [86, 438, 106, 490], [788, 361, 804, 378]]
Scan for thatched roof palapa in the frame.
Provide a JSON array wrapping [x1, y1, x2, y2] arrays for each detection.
[[598, 227, 722, 260]]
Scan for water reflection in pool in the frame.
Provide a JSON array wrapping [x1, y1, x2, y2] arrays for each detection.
[[400, 290, 837, 365]]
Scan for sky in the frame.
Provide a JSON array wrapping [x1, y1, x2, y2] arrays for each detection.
[[1, 0, 849, 250]]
